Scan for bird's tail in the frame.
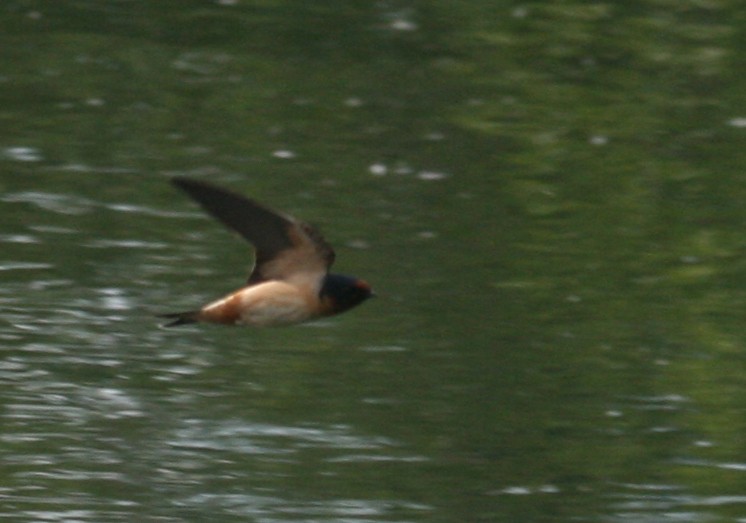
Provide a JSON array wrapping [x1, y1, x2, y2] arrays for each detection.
[[158, 310, 201, 327]]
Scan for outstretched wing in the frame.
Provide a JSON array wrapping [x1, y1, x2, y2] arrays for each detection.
[[172, 177, 335, 285]]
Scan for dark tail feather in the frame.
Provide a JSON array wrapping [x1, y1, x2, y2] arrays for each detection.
[[158, 310, 200, 327]]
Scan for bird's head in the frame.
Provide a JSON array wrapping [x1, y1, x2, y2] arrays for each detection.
[[320, 274, 374, 315]]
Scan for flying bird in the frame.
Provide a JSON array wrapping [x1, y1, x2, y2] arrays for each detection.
[[159, 177, 373, 327]]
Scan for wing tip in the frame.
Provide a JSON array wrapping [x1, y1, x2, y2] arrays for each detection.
[[170, 176, 204, 193]]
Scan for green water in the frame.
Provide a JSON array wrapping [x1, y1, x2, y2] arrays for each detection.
[[1, 1, 745, 522]]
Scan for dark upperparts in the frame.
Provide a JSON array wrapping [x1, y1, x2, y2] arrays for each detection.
[[170, 177, 335, 285], [320, 273, 374, 315]]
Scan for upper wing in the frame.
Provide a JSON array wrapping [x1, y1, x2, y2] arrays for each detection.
[[172, 177, 335, 285]]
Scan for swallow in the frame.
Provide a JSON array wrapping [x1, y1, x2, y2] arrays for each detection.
[[159, 177, 373, 327]]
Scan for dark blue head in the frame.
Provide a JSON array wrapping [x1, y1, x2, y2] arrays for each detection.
[[320, 273, 374, 316]]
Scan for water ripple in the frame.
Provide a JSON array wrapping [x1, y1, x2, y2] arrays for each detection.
[[170, 419, 401, 456], [0, 262, 53, 271], [3, 191, 94, 215], [0, 234, 40, 244]]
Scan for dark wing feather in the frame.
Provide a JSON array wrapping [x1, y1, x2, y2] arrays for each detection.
[[172, 177, 335, 284]]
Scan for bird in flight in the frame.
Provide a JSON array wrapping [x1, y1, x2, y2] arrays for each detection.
[[160, 177, 373, 327]]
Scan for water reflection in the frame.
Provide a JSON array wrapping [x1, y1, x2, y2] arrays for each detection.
[[153, 419, 432, 520], [2, 0, 746, 522], [606, 483, 746, 523]]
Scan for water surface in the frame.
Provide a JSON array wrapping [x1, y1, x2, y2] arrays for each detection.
[[1, 1, 745, 522]]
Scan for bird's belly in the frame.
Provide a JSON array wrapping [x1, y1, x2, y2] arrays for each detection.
[[238, 293, 314, 326], [201, 281, 317, 327]]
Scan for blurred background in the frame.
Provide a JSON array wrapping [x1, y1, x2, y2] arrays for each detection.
[[1, 1, 745, 522]]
